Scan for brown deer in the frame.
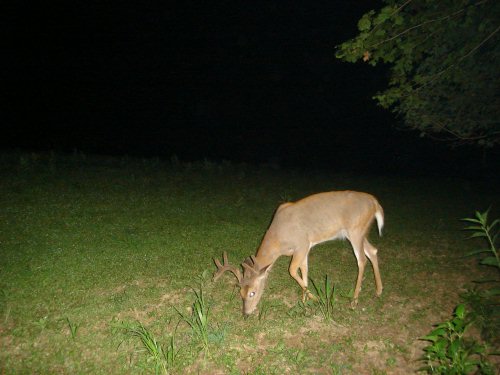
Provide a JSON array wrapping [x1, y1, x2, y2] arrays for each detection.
[[213, 190, 384, 316]]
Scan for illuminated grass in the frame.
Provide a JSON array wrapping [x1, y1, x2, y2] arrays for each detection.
[[310, 275, 337, 321], [113, 320, 177, 375], [0, 151, 498, 373]]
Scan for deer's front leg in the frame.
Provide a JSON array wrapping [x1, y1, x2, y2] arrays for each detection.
[[289, 252, 315, 302]]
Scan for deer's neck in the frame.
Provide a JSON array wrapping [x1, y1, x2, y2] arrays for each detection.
[[255, 236, 281, 269]]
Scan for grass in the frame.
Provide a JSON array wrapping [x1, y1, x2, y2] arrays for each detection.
[[0, 151, 499, 373], [310, 275, 337, 321], [113, 320, 176, 374], [66, 317, 80, 340], [175, 282, 211, 354]]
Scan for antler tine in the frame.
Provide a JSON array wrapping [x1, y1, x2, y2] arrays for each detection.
[[242, 257, 259, 276], [213, 251, 242, 283]]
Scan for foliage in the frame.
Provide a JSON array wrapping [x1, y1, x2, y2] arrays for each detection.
[[461, 287, 500, 345], [176, 283, 211, 354], [421, 209, 499, 373], [113, 321, 177, 375], [420, 304, 494, 374], [336, 0, 500, 147], [462, 209, 499, 271], [310, 275, 337, 321], [65, 317, 79, 340], [462, 209, 500, 344]]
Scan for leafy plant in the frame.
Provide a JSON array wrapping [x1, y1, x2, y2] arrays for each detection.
[[420, 304, 494, 374], [461, 209, 500, 344], [461, 287, 500, 345], [421, 210, 500, 373], [310, 275, 337, 321], [114, 321, 176, 375], [176, 284, 210, 354], [66, 317, 79, 340], [462, 209, 499, 271]]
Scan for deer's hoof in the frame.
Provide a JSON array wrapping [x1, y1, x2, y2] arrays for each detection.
[[350, 299, 358, 309], [307, 291, 317, 301], [302, 289, 316, 302]]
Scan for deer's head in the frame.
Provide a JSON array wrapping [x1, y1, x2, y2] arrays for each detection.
[[213, 252, 271, 316]]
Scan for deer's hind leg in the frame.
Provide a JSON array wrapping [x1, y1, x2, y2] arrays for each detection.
[[364, 238, 383, 296], [349, 234, 368, 307]]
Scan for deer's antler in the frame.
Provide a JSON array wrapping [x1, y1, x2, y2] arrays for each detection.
[[213, 251, 242, 283], [242, 255, 259, 276]]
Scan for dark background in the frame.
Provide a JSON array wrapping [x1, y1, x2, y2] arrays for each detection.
[[2, 1, 498, 177]]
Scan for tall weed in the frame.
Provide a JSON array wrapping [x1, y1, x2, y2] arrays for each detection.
[[462, 209, 499, 271], [176, 284, 210, 354], [113, 321, 177, 375], [421, 209, 499, 373], [310, 275, 337, 321]]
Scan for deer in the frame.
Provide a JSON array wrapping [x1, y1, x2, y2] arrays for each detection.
[[213, 190, 384, 316]]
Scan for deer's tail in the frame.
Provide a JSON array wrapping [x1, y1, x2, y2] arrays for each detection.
[[374, 201, 384, 236]]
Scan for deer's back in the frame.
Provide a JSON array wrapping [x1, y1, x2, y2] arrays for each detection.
[[270, 191, 380, 246]]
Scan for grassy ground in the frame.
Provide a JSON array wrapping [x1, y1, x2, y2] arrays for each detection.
[[0, 152, 498, 374]]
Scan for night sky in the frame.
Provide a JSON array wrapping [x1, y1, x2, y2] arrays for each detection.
[[3, 1, 498, 176]]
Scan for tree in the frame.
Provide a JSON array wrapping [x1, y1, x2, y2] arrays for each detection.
[[336, 0, 500, 148]]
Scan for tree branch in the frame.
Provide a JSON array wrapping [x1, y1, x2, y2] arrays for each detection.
[[367, 0, 491, 49], [412, 24, 500, 93], [367, 0, 413, 37]]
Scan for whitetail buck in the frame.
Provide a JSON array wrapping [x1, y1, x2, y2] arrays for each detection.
[[213, 190, 384, 315]]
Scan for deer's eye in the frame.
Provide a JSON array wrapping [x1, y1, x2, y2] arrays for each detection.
[[249, 291, 255, 298]]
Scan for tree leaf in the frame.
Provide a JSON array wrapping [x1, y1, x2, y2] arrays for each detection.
[[358, 15, 372, 32]]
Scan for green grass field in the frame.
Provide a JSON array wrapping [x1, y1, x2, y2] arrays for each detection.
[[0, 152, 498, 374]]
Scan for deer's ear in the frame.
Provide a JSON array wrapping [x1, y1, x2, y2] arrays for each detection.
[[259, 264, 271, 275]]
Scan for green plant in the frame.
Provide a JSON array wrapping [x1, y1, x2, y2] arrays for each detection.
[[310, 275, 337, 321], [461, 209, 500, 344], [462, 209, 499, 271], [176, 284, 210, 354], [33, 316, 49, 331], [287, 299, 314, 318], [114, 321, 176, 375], [420, 304, 493, 374], [461, 287, 500, 345], [66, 317, 79, 340]]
